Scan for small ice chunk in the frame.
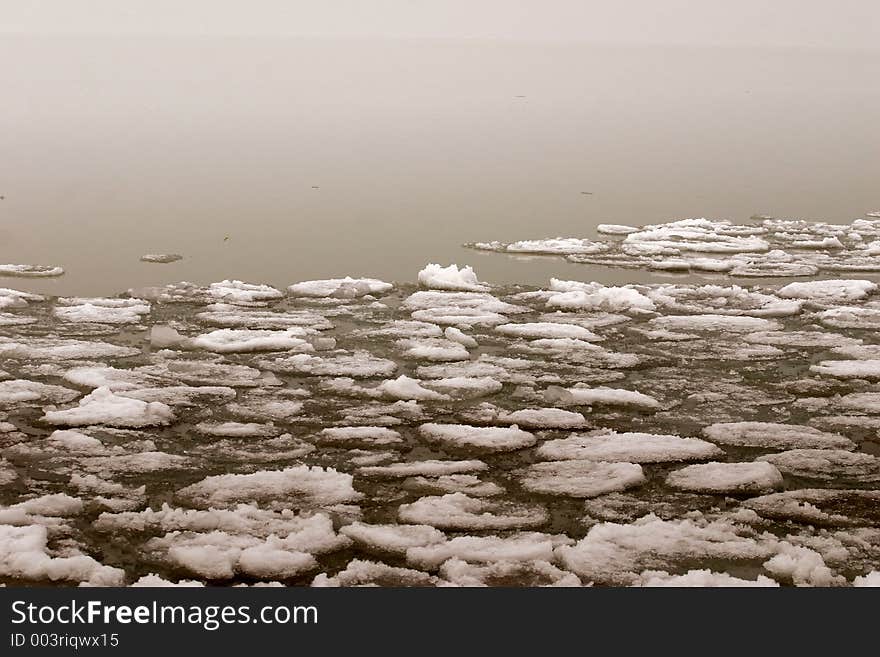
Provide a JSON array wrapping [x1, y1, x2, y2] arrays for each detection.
[[339, 522, 446, 556], [178, 466, 363, 509], [260, 351, 396, 378], [403, 474, 504, 497], [194, 421, 281, 438], [518, 460, 646, 498], [536, 431, 722, 463], [499, 408, 588, 429], [189, 328, 314, 353], [397, 338, 470, 362], [140, 254, 183, 263], [357, 459, 487, 478], [635, 569, 778, 587], [288, 277, 392, 298], [745, 489, 880, 526], [423, 376, 503, 399], [43, 387, 174, 428], [208, 280, 283, 305], [557, 513, 774, 585], [811, 360, 880, 380], [648, 314, 779, 333], [312, 559, 438, 587], [398, 493, 548, 530], [758, 449, 880, 483], [407, 532, 565, 569], [762, 543, 844, 586], [54, 297, 150, 324], [853, 572, 880, 587], [666, 461, 784, 494], [377, 375, 449, 401], [597, 224, 639, 235], [131, 574, 204, 587], [816, 307, 880, 330], [150, 325, 186, 348], [0, 379, 80, 406], [418, 423, 536, 452], [547, 280, 656, 313], [418, 263, 489, 292], [0, 264, 64, 277], [440, 558, 581, 587], [702, 422, 855, 450], [496, 322, 601, 341], [0, 524, 123, 586], [506, 237, 609, 255], [443, 327, 478, 348], [777, 279, 877, 303], [318, 426, 403, 446], [46, 429, 105, 453], [545, 386, 659, 409], [0, 338, 140, 360], [0, 287, 44, 309]]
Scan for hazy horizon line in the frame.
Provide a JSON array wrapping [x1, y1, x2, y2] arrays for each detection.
[[2, 32, 878, 52]]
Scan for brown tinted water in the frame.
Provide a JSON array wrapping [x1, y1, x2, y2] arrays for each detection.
[[1, 36, 878, 296]]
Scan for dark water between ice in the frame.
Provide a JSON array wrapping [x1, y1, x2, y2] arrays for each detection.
[[1, 36, 879, 296]]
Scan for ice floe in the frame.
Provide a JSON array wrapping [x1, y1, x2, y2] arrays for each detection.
[[188, 328, 317, 353], [758, 449, 880, 484], [406, 532, 568, 570], [177, 466, 363, 509], [54, 297, 151, 324], [811, 360, 880, 380], [208, 280, 284, 305], [557, 513, 773, 585], [418, 423, 536, 452], [777, 279, 877, 303], [418, 263, 489, 292], [745, 489, 880, 526], [260, 351, 396, 378], [398, 493, 548, 530], [312, 559, 439, 587], [317, 426, 403, 446], [546, 279, 655, 313], [43, 387, 174, 428], [0, 338, 140, 360], [339, 522, 445, 556], [519, 461, 646, 497], [288, 277, 392, 299], [665, 462, 785, 494], [0, 287, 44, 309], [0, 379, 80, 406], [0, 524, 123, 586], [497, 408, 589, 429], [0, 264, 64, 278], [536, 431, 722, 463], [544, 386, 659, 409], [496, 322, 601, 341], [357, 460, 488, 478], [702, 422, 856, 450], [634, 569, 779, 587]]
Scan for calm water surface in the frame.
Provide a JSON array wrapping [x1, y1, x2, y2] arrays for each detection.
[[1, 36, 878, 296]]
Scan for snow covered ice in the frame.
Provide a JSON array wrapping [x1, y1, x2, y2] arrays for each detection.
[[2, 243, 880, 587]]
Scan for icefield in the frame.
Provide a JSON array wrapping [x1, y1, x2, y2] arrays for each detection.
[[3, 227, 880, 587], [468, 217, 880, 277]]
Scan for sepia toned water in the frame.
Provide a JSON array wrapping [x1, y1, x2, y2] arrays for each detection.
[[1, 36, 878, 297], [2, 36, 880, 587]]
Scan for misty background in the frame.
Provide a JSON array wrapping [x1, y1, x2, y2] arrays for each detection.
[[3, 1, 879, 47], [1, 2, 878, 295]]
